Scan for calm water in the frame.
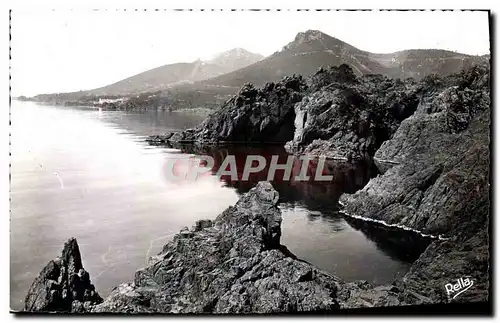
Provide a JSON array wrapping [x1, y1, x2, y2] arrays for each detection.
[[10, 102, 428, 310]]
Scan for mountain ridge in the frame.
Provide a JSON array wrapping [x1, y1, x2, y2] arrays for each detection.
[[34, 48, 264, 99], [201, 29, 479, 88], [30, 29, 487, 109]]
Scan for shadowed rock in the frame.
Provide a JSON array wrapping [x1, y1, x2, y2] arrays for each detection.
[[149, 64, 422, 161], [24, 238, 102, 312], [92, 182, 347, 313], [148, 75, 307, 145], [286, 68, 420, 160], [339, 64, 490, 236], [25, 179, 482, 313], [339, 63, 490, 303]]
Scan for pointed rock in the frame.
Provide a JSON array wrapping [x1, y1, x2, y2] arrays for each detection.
[[24, 238, 102, 312]]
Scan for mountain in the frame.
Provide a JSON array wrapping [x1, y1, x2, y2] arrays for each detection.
[[33, 48, 264, 100], [206, 48, 264, 73], [31, 30, 487, 109], [86, 60, 228, 96], [152, 30, 485, 110], [201, 30, 483, 88], [87, 48, 263, 96]]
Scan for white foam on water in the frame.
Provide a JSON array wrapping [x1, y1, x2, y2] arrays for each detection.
[[338, 200, 449, 241]]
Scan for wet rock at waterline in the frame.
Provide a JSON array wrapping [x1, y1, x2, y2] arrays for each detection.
[[92, 182, 342, 313], [285, 66, 420, 160], [149, 64, 489, 166], [25, 64, 491, 313], [23, 183, 340, 313]]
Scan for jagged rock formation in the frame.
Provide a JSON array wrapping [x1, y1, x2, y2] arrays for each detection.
[[149, 64, 421, 160], [285, 65, 421, 160], [153, 75, 307, 144], [24, 173, 489, 313], [339, 64, 490, 302], [153, 61, 489, 164], [146, 63, 490, 307], [24, 238, 102, 312], [25, 183, 418, 313], [339, 64, 489, 235], [91, 182, 344, 313]]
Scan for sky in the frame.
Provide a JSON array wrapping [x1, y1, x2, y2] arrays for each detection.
[[11, 10, 490, 97]]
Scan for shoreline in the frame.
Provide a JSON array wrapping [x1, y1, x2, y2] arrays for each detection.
[[20, 63, 491, 313], [22, 182, 424, 313]]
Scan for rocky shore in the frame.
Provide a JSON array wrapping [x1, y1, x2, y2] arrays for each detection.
[[338, 63, 490, 303], [24, 63, 490, 313], [24, 182, 447, 313]]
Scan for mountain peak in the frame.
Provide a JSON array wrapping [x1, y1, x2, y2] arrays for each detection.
[[224, 47, 251, 56], [207, 48, 264, 70], [210, 48, 263, 60], [295, 30, 327, 42], [280, 29, 358, 55]]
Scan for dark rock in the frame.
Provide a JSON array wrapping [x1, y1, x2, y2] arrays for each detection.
[[194, 219, 213, 231], [92, 182, 346, 313], [153, 64, 487, 164], [154, 64, 422, 161], [146, 133, 174, 145], [26, 178, 482, 313], [24, 238, 103, 312], [286, 65, 420, 160], [25, 63, 491, 313], [398, 221, 489, 304], [155, 75, 307, 145], [336, 281, 403, 308], [338, 63, 490, 303], [339, 64, 490, 236]]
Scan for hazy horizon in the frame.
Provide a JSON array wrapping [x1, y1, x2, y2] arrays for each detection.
[[11, 10, 490, 97]]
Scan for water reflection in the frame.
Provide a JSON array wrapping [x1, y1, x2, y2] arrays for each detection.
[[88, 108, 211, 137], [10, 103, 227, 310], [11, 103, 432, 311], [161, 142, 432, 283], [165, 143, 374, 206], [344, 217, 432, 262]]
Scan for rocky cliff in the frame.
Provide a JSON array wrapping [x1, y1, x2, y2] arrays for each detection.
[[152, 63, 489, 164], [24, 176, 489, 313], [147, 62, 490, 307], [153, 75, 307, 144], [338, 64, 490, 302]]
